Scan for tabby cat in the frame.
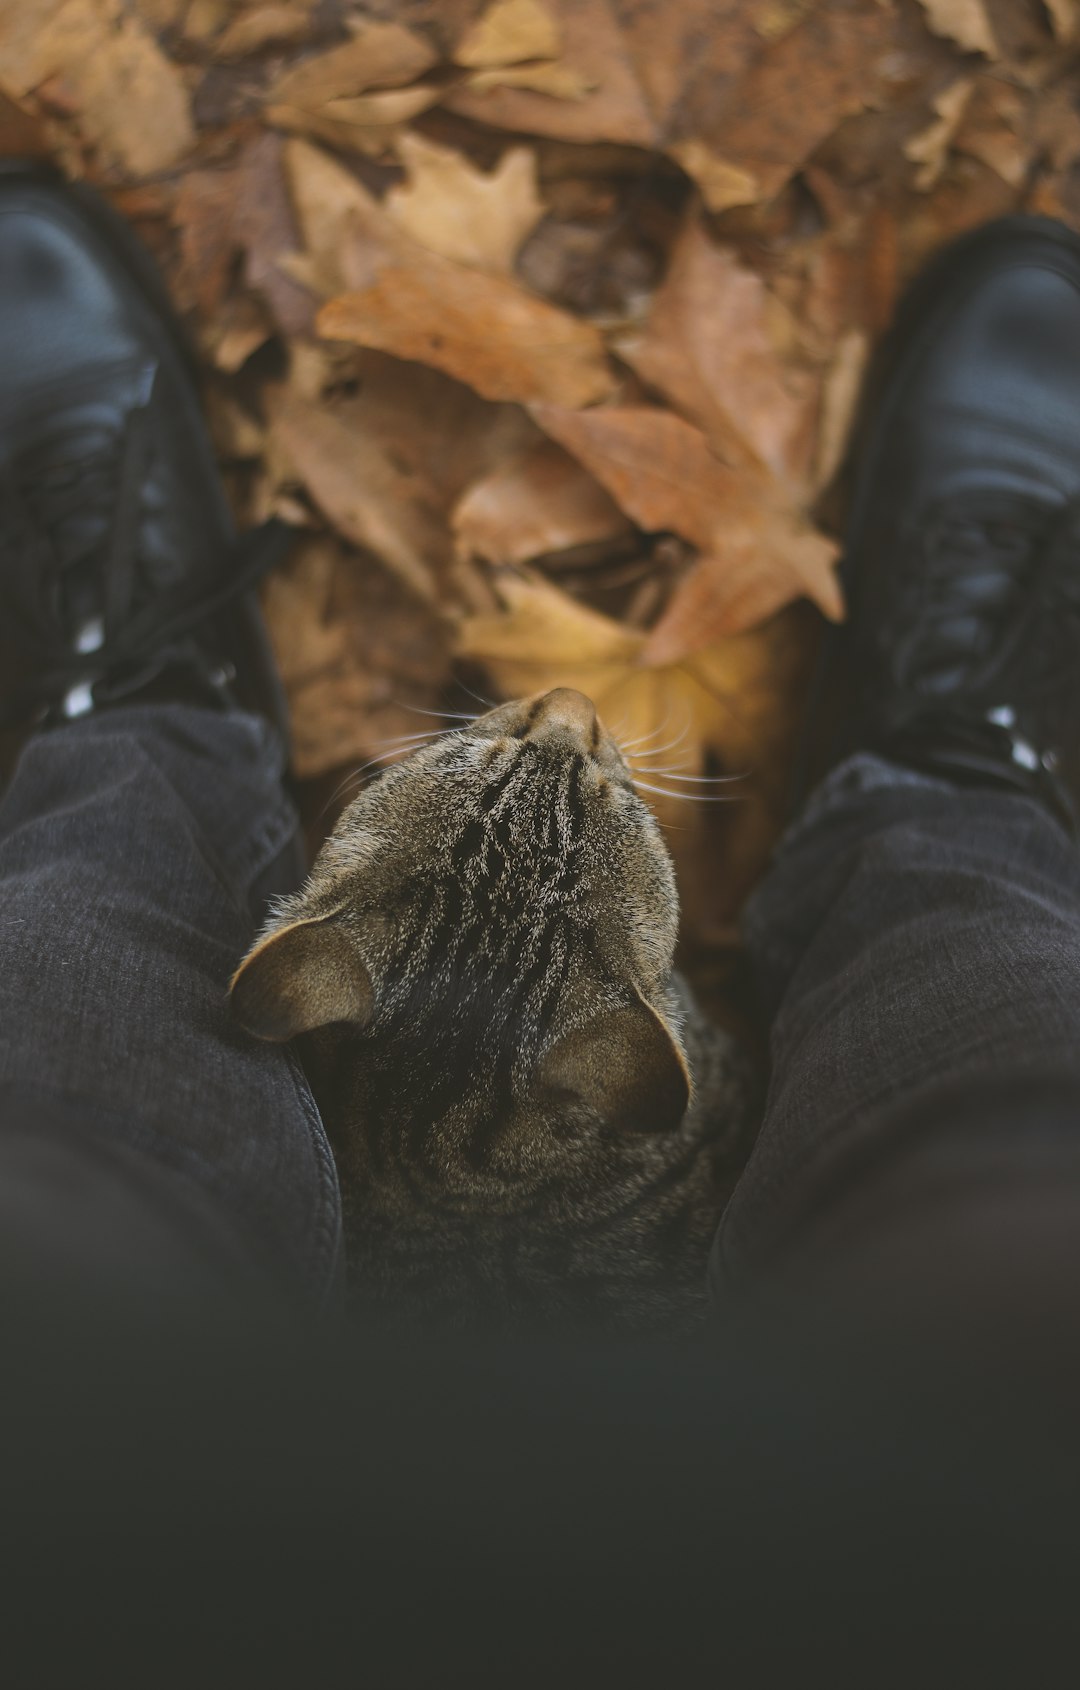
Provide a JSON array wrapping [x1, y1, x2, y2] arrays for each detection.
[[231, 687, 757, 1330]]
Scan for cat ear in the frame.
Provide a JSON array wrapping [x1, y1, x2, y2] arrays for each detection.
[[538, 997, 691, 1135], [229, 915, 373, 1043]]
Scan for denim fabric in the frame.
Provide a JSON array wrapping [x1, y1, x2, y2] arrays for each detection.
[[0, 703, 342, 1301], [713, 752, 1080, 1294]]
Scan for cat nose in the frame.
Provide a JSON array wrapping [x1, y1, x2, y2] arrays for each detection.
[[529, 687, 598, 743]]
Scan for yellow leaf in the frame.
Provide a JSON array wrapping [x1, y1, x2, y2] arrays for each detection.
[[454, 0, 562, 68], [1044, 0, 1080, 40], [904, 78, 975, 193], [465, 61, 596, 99], [667, 143, 759, 214], [915, 0, 998, 58], [215, 4, 314, 59], [269, 20, 436, 106], [386, 133, 544, 274]]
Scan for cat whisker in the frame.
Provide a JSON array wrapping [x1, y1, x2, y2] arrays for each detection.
[[319, 743, 426, 819], [633, 768, 748, 785], [373, 728, 454, 747], [630, 777, 741, 804], [399, 703, 478, 722], [614, 710, 677, 753], [624, 726, 692, 764], [451, 677, 499, 711], [620, 709, 695, 762]]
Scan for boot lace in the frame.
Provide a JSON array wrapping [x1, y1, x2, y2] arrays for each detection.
[[885, 491, 1080, 761]]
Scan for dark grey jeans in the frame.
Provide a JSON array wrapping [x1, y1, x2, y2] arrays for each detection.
[[714, 752, 1080, 1327], [3, 706, 1080, 1314], [0, 703, 341, 1305]]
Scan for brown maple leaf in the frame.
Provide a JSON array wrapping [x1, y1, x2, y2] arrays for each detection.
[[314, 179, 615, 407], [448, 0, 901, 213], [267, 385, 446, 604], [385, 132, 544, 274], [453, 440, 632, 568], [618, 211, 820, 491], [530, 405, 842, 659]]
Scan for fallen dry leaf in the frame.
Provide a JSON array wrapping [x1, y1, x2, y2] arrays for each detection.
[[454, 0, 562, 66], [269, 19, 437, 106], [530, 405, 842, 652], [448, 0, 902, 215], [267, 383, 445, 604], [905, 78, 975, 193], [183, 0, 228, 41], [1043, 0, 1080, 41], [268, 84, 441, 153], [317, 213, 616, 408], [453, 440, 633, 567], [173, 165, 242, 318], [812, 328, 869, 494], [0, 84, 56, 159], [619, 211, 820, 490], [386, 133, 544, 273], [282, 136, 381, 297], [0, 0, 193, 176], [953, 78, 1028, 189], [333, 350, 542, 515], [446, 0, 655, 147], [261, 534, 449, 779], [233, 131, 313, 337], [665, 146, 760, 216], [915, 0, 998, 58], [285, 138, 606, 407], [667, 2, 899, 212], [464, 60, 595, 98], [215, 4, 314, 58]]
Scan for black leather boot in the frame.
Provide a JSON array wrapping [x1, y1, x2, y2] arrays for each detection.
[[0, 161, 293, 733], [811, 215, 1080, 832]]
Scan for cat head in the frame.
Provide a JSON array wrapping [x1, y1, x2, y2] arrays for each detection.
[[230, 689, 691, 1180]]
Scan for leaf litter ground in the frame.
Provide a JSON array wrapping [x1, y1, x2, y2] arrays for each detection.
[[5, 0, 1080, 1020]]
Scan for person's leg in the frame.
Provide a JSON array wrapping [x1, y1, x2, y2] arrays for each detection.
[[0, 167, 340, 1302], [714, 753, 1080, 1301], [0, 702, 341, 1302], [714, 217, 1080, 1311]]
